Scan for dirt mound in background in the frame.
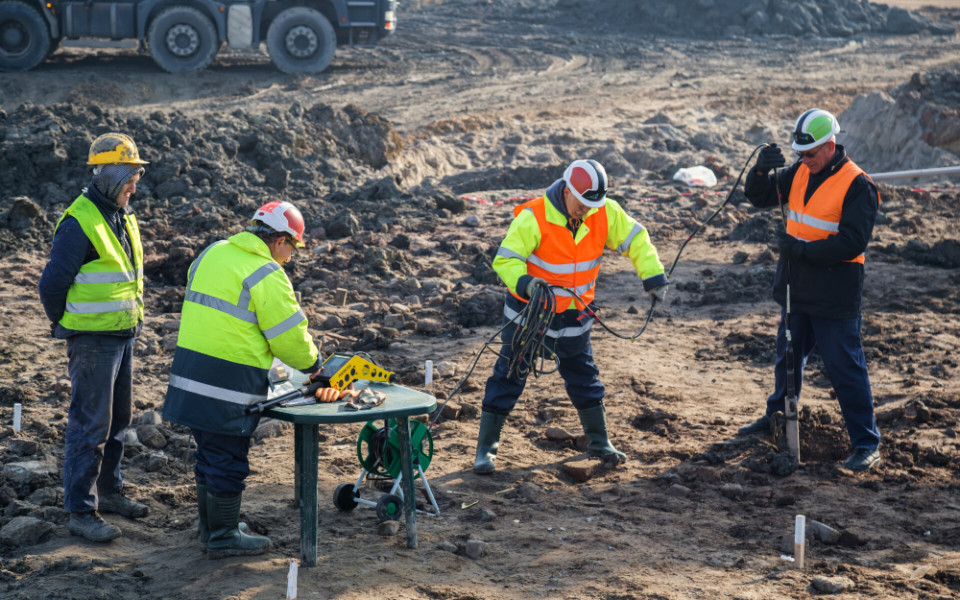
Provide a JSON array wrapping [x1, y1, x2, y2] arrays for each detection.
[[841, 67, 960, 173], [0, 102, 400, 255], [426, 0, 953, 38]]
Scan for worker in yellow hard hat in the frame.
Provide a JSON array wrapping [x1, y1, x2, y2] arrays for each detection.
[[38, 133, 150, 543]]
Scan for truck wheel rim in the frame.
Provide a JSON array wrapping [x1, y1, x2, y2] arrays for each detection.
[[1, 20, 28, 55], [166, 24, 199, 57], [284, 25, 317, 58]]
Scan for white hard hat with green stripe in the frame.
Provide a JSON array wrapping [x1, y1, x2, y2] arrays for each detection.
[[791, 108, 842, 151]]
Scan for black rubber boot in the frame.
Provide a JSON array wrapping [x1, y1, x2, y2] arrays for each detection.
[[198, 484, 249, 548], [577, 404, 627, 466], [205, 491, 270, 559], [473, 411, 507, 475]]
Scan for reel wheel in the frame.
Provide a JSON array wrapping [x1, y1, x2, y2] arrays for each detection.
[[333, 483, 358, 512], [376, 493, 403, 522]]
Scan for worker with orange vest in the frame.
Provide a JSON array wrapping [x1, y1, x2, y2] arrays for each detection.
[[473, 159, 668, 474], [738, 108, 882, 472]]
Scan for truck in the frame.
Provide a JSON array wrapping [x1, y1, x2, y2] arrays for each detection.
[[0, 0, 397, 73]]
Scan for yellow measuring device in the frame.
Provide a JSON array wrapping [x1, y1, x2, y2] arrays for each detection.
[[319, 353, 396, 390]]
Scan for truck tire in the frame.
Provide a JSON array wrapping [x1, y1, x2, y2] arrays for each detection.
[[266, 7, 335, 75], [0, 1, 51, 72], [147, 6, 217, 73]]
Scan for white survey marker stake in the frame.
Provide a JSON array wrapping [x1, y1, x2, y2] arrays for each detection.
[[794, 514, 806, 569], [425, 360, 434, 388], [13, 403, 22, 433], [286, 559, 298, 600]]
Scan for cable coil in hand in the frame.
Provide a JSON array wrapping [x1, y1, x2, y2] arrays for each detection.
[[505, 282, 558, 381]]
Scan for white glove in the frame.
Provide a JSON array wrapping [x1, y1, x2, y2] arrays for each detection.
[[649, 285, 668, 303], [524, 277, 548, 299]]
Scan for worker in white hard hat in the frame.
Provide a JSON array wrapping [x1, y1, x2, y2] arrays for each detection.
[[738, 108, 882, 473], [473, 159, 668, 475], [39, 133, 151, 543], [163, 199, 328, 558]]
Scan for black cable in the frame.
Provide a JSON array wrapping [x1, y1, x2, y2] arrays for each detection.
[[428, 143, 772, 421], [428, 284, 559, 428], [571, 143, 772, 341]]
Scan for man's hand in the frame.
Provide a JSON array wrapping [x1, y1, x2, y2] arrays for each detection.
[[777, 231, 805, 260], [49, 322, 58, 338], [649, 284, 668, 303], [524, 277, 548, 299], [756, 143, 786, 172]]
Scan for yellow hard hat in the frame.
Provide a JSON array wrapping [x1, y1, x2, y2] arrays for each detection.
[[88, 133, 150, 166]]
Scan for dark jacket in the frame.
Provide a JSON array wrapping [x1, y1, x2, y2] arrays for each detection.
[[744, 145, 878, 319], [38, 183, 142, 338]]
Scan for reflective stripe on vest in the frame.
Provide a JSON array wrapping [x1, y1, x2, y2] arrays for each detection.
[[56, 195, 143, 331], [503, 303, 594, 339], [167, 374, 263, 406], [508, 196, 608, 312], [183, 242, 304, 341], [787, 160, 877, 265]]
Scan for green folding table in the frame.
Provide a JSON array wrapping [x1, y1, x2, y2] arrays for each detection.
[[266, 380, 437, 566]]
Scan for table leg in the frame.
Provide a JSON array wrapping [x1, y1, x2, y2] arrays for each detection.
[[294, 424, 302, 506], [397, 417, 418, 548], [297, 424, 319, 566]]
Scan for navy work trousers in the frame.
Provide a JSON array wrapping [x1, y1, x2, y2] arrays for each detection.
[[764, 310, 881, 450], [482, 307, 605, 415], [63, 334, 134, 513], [191, 428, 253, 496]]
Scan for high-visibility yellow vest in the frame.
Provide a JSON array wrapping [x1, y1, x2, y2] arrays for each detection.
[[56, 194, 143, 332], [163, 231, 318, 436]]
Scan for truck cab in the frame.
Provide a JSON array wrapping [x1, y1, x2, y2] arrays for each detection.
[[0, 0, 397, 73]]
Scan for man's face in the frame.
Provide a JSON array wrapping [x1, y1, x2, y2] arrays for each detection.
[[116, 172, 141, 208], [563, 188, 592, 219], [798, 140, 834, 175], [269, 235, 297, 265]]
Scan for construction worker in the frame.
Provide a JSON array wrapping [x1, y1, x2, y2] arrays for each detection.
[[474, 159, 668, 474], [738, 108, 882, 472], [162, 200, 324, 558], [38, 133, 150, 542]]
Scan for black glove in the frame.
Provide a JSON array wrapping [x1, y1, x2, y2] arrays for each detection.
[[49, 321, 58, 338], [524, 277, 548, 299], [756, 143, 786, 172], [777, 231, 805, 260]]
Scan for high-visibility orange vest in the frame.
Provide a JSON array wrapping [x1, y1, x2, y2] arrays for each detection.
[[787, 160, 879, 265], [509, 196, 608, 312]]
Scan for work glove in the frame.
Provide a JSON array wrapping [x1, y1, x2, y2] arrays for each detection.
[[524, 277, 548, 299], [49, 321, 58, 338], [649, 284, 668, 303], [756, 143, 786, 172], [777, 231, 806, 260]]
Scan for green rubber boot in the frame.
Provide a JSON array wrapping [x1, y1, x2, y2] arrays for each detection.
[[578, 404, 627, 466], [473, 411, 507, 475], [205, 491, 270, 559], [198, 484, 249, 548]]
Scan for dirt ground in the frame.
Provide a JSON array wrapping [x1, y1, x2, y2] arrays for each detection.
[[2, 1, 960, 599]]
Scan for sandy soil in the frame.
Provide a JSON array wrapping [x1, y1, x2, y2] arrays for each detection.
[[1, 1, 960, 599]]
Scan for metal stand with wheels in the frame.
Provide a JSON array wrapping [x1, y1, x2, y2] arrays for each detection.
[[333, 418, 440, 522]]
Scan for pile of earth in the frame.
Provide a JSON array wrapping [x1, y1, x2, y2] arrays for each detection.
[[416, 0, 954, 38], [841, 67, 960, 173]]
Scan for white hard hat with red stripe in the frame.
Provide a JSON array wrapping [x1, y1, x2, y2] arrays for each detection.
[[251, 200, 306, 247], [563, 159, 608, 208]]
